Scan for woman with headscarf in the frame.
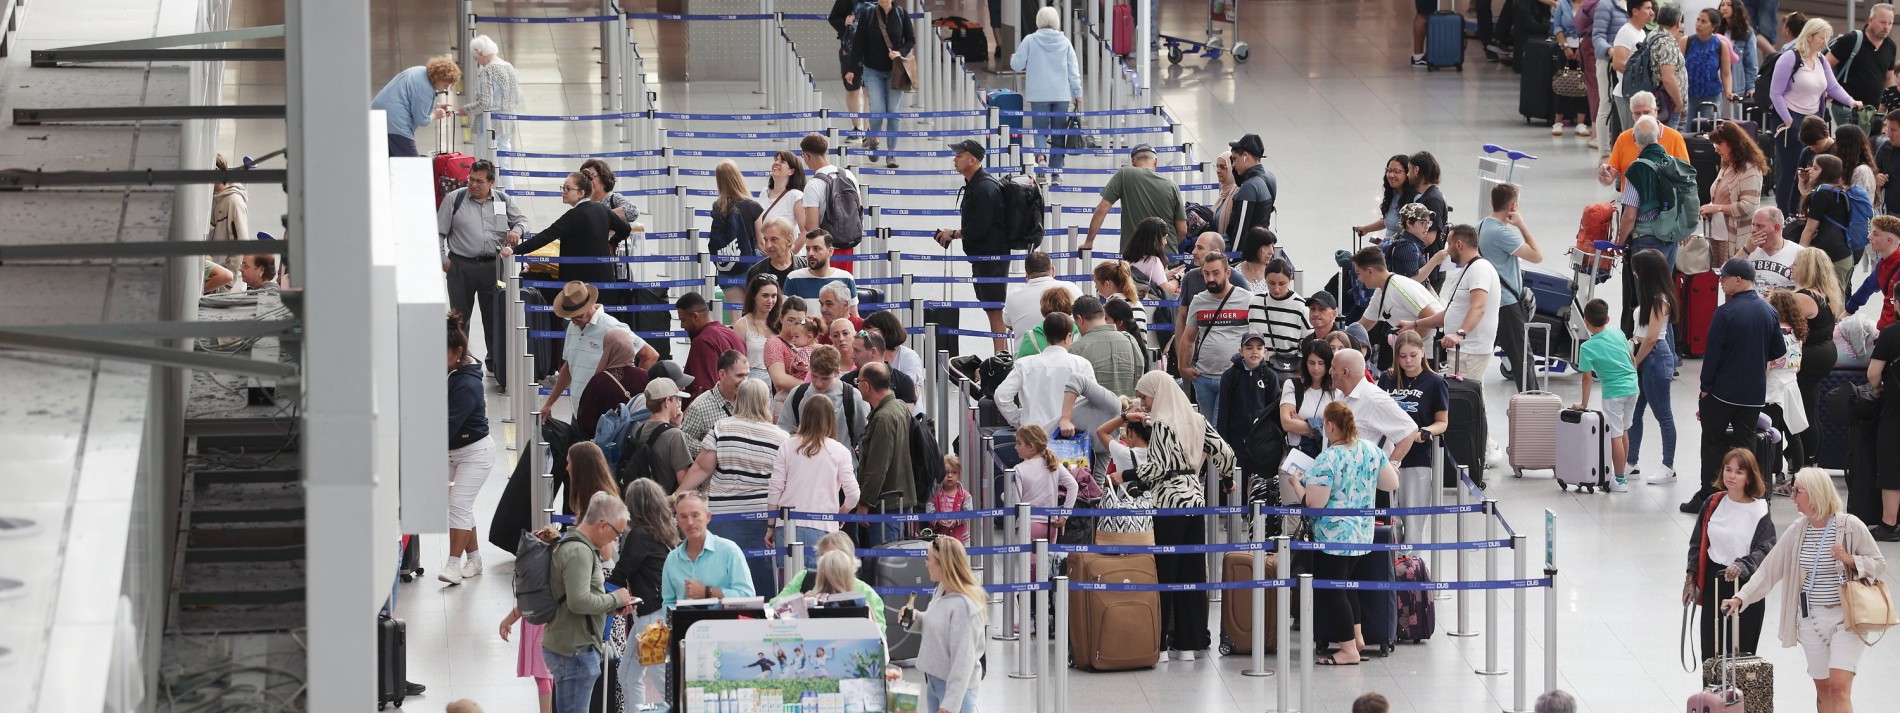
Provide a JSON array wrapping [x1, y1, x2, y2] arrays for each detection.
[[573, 328, 650, 441], [1105, 371, 1236, 661]]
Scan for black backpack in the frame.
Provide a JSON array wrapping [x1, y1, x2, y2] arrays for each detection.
[[908, 412, 944, 503], [976, 351, 1014, 400], [991, 173, 1045, 250], [814, 170, 864, 248], [1241, 407, 1287, 477], [1755, 50, 1801, 127], [615, 422, 679, 493], [790, 383, 860, 446]]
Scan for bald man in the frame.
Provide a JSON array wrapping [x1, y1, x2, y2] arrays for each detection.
[[1173, 232, 1254, 337], [1329, 349, 1421, 464]]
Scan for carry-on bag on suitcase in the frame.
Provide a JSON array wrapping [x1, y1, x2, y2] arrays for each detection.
[[1394, 554, 1437, 642], [1508, 324, 1564, 477], [1218, 551, 1278, 655], [1555, 408, 1613, 492], [1517, 36, 1561, 123], [1068, 551, 1161, 671], [377, 614, 407, 710], [1426, 2, 1465, 70]]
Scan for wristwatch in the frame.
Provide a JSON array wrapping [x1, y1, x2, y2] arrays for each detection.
[[1455, 328, 1468, 337]]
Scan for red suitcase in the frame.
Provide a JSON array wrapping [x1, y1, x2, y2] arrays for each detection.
[[432, 120, 473, 206], [1677, 271, 1719, 357], [1112, 3, 1134, 56]]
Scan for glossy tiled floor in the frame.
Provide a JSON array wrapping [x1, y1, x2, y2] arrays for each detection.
[[376, 1, 1900, 712]]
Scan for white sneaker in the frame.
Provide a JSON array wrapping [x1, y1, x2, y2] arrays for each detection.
[[1587, 135, 1601, 150], [1577, 125, 1593, 138], [1176, 649, 1197, 661], [1607, 478, 1630, 493], [438, 557, 463, 585], [1156, 649, 1170, 663], [1551, 123, 1566, 136], [1645, 466, 1678, 485], [461, 555, 483, 579]]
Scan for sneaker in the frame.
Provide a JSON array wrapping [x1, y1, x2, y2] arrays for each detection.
[[1587, 135, 1601, 149], [1411, 55, 1428, 67], [1176, 649, 1197, 661], [1551, 123, 1566, 136], [1645, 466, 1678, 485], [404, 681, 427, 697], [1577, 125, 1593, 138], [438, 557, 463, 585], [1486, 43, 1508, 55], [886, 160, 900, 169], [1607, 477, 1630, 493], [461, 555, 483, 579], [1874, 524, 1900, 542], [1156, 649, 1170, 663]]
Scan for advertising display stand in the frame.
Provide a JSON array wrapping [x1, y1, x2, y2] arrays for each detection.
[[673, 613, 894, 713]]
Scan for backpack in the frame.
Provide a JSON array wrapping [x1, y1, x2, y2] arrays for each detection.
[[1818, 184, 1877, 252], [1184, 202, 1216, 241], [990, 173, 1045, 250], [615, 422, 680, 493], [1833, 30, 1865, 86], [514, 532, 595, 626], [1128, 266, 1175, 331], [813, 170, 864, 248], [1755, 51, 1803, 125], [590, 374, 647, 463], [976, 351, 1014, 401], [1240, 390, 1287, 476], [1631, 154, 1701, 243], [907, 412, 945, 504], [1621, 32, 1664, 106], [790, 382, 860, 445], [709, 205, 756, 273], [1575, 201, 1619, 273]]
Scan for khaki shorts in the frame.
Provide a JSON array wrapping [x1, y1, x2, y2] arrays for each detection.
[[1601, 395, 1639, 438], [1798, 604, 1867, 679]]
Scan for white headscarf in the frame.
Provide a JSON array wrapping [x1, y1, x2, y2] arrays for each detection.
[[1136, 371, 1207, 470]]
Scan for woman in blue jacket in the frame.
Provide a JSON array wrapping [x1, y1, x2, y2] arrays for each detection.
[[1010, 7, 1083, 176], [443, 311, 493, 585]]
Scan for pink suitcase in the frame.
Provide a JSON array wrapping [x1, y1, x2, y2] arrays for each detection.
[[1508, 322, 1562, 477], [1555, 408, 1613, 492], [1112, 3, 1134, 56]]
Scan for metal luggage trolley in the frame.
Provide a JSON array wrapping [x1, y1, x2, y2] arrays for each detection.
[[1160, 0, 1250, 64]]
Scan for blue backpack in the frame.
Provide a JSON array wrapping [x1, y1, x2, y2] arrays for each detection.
[[1819, 184, 1876, 253], [590, 371, 648, 463], [709, 205, 756, 274], [1622, 32, 1664, 108]]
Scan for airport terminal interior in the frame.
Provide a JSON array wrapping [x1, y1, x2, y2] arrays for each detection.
[[3, 0, 1900, 711]]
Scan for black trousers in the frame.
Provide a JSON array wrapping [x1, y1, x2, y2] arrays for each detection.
[[1312, 552, 1363, 646], [1696, 558, 1765, 658], [446, 253, 501, 364], [1153, 514, 1210, 651], [1497, 300, 1531, 391], [1699, 396, 1763, 501], [1795, 340, 1838, 466]]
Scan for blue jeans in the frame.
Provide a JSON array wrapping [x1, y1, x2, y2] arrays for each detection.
[[618, 610, 665, 712], [1031, 100, 1068, 171], [1194, 374, 1222, 428], [926, 673, 981, 713], [543, 646, 603, 713], [1626, 328, 1679, 469], [1748, 0, 1780, 46], [863, 67, 900, 151], [711, 517, 776, 594], [1630, 235, 1678, 269]]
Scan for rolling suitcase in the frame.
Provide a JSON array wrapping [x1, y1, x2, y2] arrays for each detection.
[[1112, 2, 1135, 56], [1816, 366, 1870, 469], [873, 539, 934, 661], [985, 88, 1023, 140], [1349, 524, 1399, 656], [1218, 551, 1278, 655], [1426, 3, 1466, 71], [1686, 131, 1721, 205], [1068, 551, 1161, 671], [1508, 324, 1563, 477], [1517, 36, 1561, 123], [398, 534, 423, 582], [1554, 408, 1612, 492], [1687, 613, 1752, 712], [432, 120, 474, 207], [1393, 554, 1437, 643], [376, 615, 407, 710], [1834, 382, 1885, 525], [493, 286, 564, 387], [1444, 369, 1487, 480], [1677, 271, 1720, 357]]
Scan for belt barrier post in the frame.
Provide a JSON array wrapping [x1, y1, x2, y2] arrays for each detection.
[[1510, 534, 1531, 713], [779, 507, 797, 582], [1242, 503, 1270, 677], [1054, 575, 1070, 713], [937, 350, 953, 448], [890, 247, 904, 298], [790, 538, 805, 574], [901, 271, 915, 313], [699, 250, 716, 303], [1064, 226, 1080, 277], [1032, 537, 1050, 708], [1449, 465, 1476, 637], [1477, 499, 1505, 675], [534, 411, 554, 530], [673, 183, 690, 252], [984, 437, 1006, 638], [502, 265, 520, 429], [461, 1, 475, 102], [1203, 465, 1219, 605], [1430, 434, 1446, 600], [1298, 572, 1313, 713], [599, 0, 616, 111], [1544, 512, 1558, 698], [911, 12, 929, 109], [976, 427, 993, 551], [758, 0, 773, 107], [1272, 535, 1291, 711], [622, 26, 637, 146], [909, 298, 926, 340]]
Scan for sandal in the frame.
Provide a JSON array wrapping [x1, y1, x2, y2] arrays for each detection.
[[1316, 654, 1360, 666]]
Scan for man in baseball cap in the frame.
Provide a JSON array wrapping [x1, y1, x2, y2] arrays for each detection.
[[937, 137, 1012, 352], [946, 139, 986, 162], [1225, 133, 1278, 246], [1217, 330, 1282, 478], [1081, 141, 1186, 255]]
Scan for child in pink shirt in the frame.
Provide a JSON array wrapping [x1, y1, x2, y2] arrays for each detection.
[[929, 455, 972, 543]]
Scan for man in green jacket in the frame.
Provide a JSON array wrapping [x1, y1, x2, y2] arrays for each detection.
[[854, 361, 916, 546], [543, 491, 635, 713]]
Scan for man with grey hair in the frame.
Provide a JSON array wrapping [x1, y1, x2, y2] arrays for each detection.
[[1329, 348, 1420, 464], [437, 159, 525, 372], [1615, 115, 1687, 332], [1828, 3, 1896, 133], [1532, 690, 1576, 713], [816, 279, 862, 338], [1597, 91, 1688, 191], [543, 490, 636, 713], [1744, 205, 1802, 294]]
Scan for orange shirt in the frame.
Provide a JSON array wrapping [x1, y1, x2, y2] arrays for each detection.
[[1607, 126, 1691, 187]]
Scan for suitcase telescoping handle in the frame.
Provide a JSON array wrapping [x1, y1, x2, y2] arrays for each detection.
[[1525, 320, 1553, 391], [436, 90, 453, 156]]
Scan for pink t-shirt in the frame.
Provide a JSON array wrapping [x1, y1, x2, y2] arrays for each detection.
[[929, 486, 972, 543]]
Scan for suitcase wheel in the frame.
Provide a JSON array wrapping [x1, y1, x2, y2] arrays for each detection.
[[1513, 469, 1524, 479], [1379, 642, 1394, 657], [1219, 640, 1234, 656]]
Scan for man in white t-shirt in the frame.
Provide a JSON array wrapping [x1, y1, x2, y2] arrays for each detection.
[[1744, 206, 1803, 294], [1403, 225, 1501, 379], [1352, 245, 1441, 369], [798, 133, 854, 255], [1610, 0, 1659, 130], [1002, 250, 1084, 338]]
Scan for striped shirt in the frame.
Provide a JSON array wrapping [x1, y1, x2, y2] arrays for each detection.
[[1248, 290, 1311, 357], [1800, 520, 1844, 607], [698, 417, 789, 515]]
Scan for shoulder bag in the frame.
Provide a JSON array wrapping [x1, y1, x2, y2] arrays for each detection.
[[876, 8, 918, 92], [1841, 516, 1898, 644]]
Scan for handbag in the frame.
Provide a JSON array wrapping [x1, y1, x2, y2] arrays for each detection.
[[1097, 481, 1154, 535], [1842, 576, 1898, 645], [1553, 64, 1588, 98], [876, 9, 917, 93], [636, 619, 670, 666], [1677, 217, 1714, 274]]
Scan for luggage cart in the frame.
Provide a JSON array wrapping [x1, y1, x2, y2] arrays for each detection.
[[1159, 0, 1250, 64]]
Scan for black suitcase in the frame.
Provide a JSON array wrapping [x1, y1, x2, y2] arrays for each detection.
[[944, 20, 989, 65], [1686, 133, 1720, 206], [1347, 524, 1399, 656], [1444, 375, 1487, 485], [398, 534, 423, 582], [924, 306, 964, 360], [1835, 383, 1884, 525], [377, 615, 407, 710], [1816, 366, 1868, 470], [1517, 36, 1561, 123], [871, 538, 933, 661]]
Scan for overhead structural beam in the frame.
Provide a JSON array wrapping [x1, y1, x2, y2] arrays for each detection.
[[14, 104, 286, 125], [0, 239, 289, 262], [0, 330, 300, 378], [32, 48, 285, 67], [36, 24, 286, 53], [0, 169, 289, 190], [3, 320, 298, 341]]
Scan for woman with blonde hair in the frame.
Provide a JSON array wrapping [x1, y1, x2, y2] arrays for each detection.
[[899, 537, 988, 713], [767, 393, 861, 548], [1768, 19, 1862, 209], [1091, 260, 1150, 333], [680, 379, 789, 591], [1791, 247, 1841, 466], [1724, 468, 1887, 713], [711, 160, 765, 281]]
